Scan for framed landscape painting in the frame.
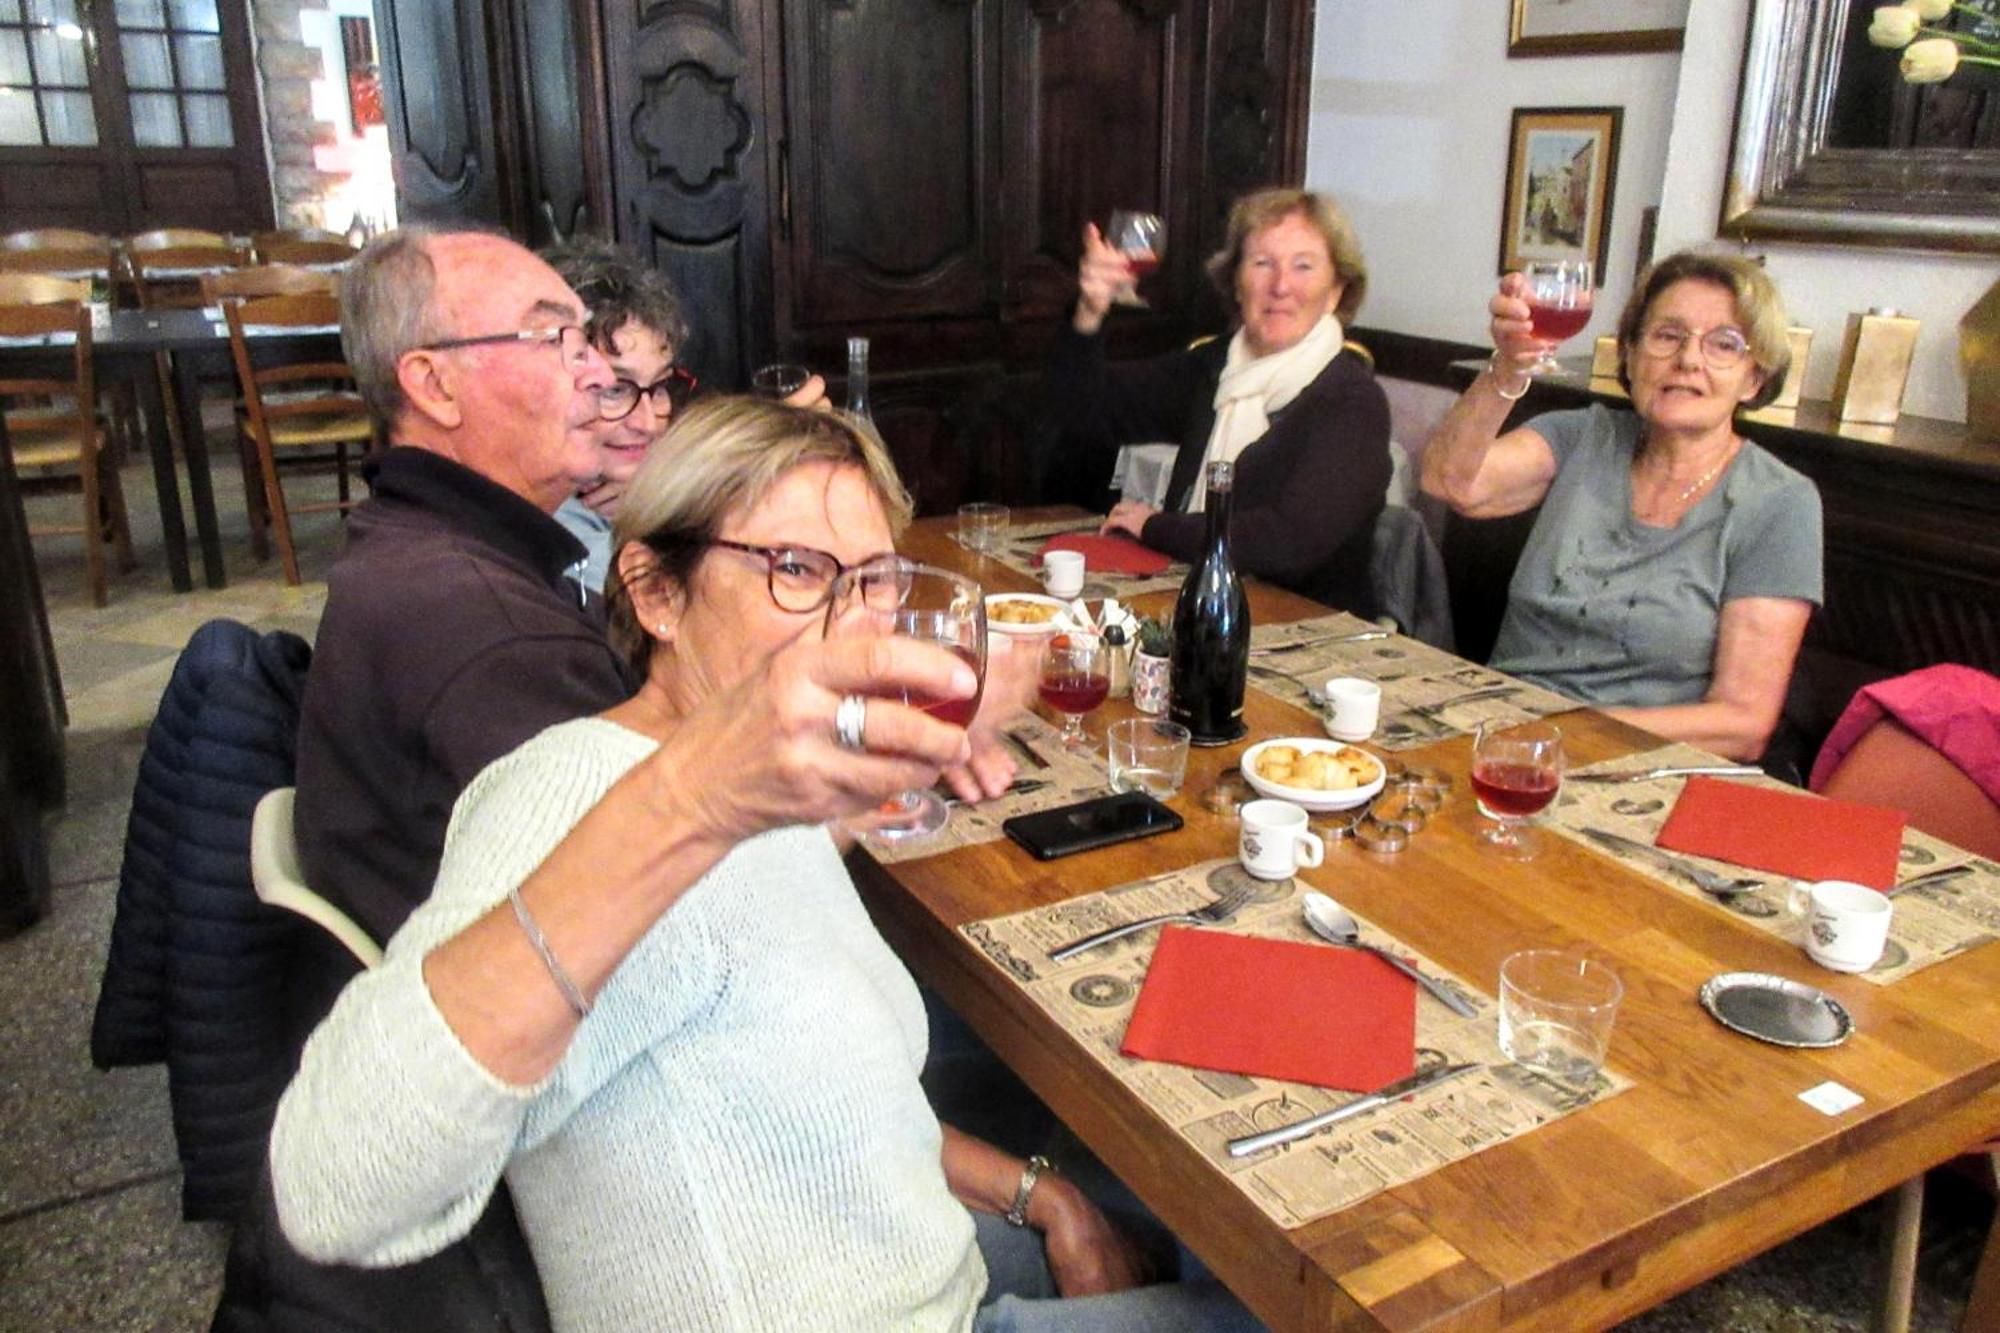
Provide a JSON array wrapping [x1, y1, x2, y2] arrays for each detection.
[[1508, 0, 1689, 56], [1498, 107, 1622, 278]]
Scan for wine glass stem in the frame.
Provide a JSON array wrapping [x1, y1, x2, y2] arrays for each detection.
[[1062, 713, 1085, 746]]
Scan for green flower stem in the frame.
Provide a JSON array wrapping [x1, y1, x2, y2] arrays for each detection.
[[1918, 24, 2000, 52]]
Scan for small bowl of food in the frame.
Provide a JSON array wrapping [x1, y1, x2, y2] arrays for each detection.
[[1240, 737, 1387, 812], [985, 592, 1070, 636]]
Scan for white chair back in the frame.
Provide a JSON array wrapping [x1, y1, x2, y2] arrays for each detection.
[[249, 787, 383, 969]]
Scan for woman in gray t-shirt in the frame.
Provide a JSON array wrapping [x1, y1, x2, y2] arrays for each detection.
[[1420, 251, 1821, 761]]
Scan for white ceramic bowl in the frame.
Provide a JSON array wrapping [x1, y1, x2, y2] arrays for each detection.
[[984, 592, 1071, 636], [1240, 737, 1387, 812]]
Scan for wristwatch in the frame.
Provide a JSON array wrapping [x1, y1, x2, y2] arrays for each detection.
[[1004, 1155, 1054, 1228]]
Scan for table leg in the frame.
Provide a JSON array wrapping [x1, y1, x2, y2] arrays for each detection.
[[170, 351, 227, 589], [133, 362, 192, 592]]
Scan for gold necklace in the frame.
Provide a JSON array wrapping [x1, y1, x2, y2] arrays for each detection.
[[1640, 441, 1737, 514]]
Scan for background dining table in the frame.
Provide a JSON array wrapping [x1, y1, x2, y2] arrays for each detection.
[[855, 507, 2000, 1331]]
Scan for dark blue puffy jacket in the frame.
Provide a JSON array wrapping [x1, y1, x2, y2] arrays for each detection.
[[91, 618, 314, 1222]]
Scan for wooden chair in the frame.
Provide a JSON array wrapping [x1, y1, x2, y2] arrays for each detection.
[[221, 292, 371, 584], [126, 228, 245, 310], [250, 787, 382, 968], [250, 229, 358, 268], [0, 289, 134, 606], [201, 265, 339, 303], [0, 230, 118, 280]]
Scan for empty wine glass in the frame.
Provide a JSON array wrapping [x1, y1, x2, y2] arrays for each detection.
[[1039, 633, 1110, 751], [1471, 718, 1564, 858], [751, 362, 810, 399], [857, 560, 987, 843], [1522, 259, 1593, 375], [1106, 210, 1164, 308]]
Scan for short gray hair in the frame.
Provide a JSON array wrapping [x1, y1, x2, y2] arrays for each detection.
[[339, 227, 453, 428]]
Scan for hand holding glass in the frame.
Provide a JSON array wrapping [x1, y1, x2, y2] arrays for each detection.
[[1522, 260, 1592, 374], [1106, 211, 1164, 308], [856, 561, 986, 842]]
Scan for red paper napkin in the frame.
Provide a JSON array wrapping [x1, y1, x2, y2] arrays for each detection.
[[1655, 775, 1906, 890], [1040, 532, 1172, 576], [1120, 926, 1416, 1092]]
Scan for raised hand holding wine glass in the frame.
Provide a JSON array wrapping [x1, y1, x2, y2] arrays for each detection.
[[1521, 259, 1593, 374], [1471, 718, 1564, 858], [1105, 210, 1164, 308]]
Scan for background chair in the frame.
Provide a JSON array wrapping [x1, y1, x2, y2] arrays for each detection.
[[249, 788, 381, 969], [250, 229, 358, 268], [0, 278, 133, 605], [126, 228, 245, 309], [221, 292, 371, 584]]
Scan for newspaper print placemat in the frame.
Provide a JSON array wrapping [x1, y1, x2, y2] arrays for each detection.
[[1551, 742, 2000, 985], [1246, 614, 1576, 750], [866, 714, 1110, 865], [959, 860, 1629, 1229], [952, 516, 1189, 598]]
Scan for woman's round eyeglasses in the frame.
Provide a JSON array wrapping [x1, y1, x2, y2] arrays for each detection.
[[1638, 323, 1751, 370], [597, 368, 698, 421]]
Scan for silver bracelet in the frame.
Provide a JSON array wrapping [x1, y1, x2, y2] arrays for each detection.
[[1004, 1154, 1054, 1228], [1487, 351, 1532, 402], [509, 887, 592, 1019]]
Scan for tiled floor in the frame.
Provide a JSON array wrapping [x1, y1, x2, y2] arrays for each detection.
[[0, 447, 1987, 1330]]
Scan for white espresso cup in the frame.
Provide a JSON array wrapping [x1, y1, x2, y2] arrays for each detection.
[[1322, 676, 1383, 741], [1042, 550, 1086, 598], [1239, 799, 1325, 881], [1785, 879, 1892, 972]]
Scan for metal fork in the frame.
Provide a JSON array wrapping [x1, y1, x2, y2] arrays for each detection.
[[1047, 880, 1257, 961], [1581, 827, 1763, 900], [1407, 684, 1519, 719], [1247, 660, 1324, 699]]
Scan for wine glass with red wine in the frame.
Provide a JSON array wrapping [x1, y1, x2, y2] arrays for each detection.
[[862, 561, 987, 843], [1039, 633, 1111, 751], [1106, 210, 1164, 308], [1471, 718, 1564, 858], [1522, 259, 1593, 375]]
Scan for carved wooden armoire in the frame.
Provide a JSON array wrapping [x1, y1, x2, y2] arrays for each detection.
[[372, 0, 1314, 512]]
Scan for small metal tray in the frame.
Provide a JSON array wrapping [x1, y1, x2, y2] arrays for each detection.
[[1698, 972, 1854, 1048]]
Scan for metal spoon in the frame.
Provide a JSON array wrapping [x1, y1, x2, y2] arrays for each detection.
[[1301, 892, 1478, 1017]]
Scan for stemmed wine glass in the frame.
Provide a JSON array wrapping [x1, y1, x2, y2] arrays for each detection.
[[1038, 633, 1110, 752], [1106, 210, 1164, 308], [1521, 259, 1593, 375], [1470, 718, 1564, 858], [861, 561, 987, 843]]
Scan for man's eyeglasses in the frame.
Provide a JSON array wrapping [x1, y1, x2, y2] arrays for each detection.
[[418, 325, 594, 370], [598, 367, 698, 421], [700, 540, 907, 614], [1637, 322, 1752, 370]]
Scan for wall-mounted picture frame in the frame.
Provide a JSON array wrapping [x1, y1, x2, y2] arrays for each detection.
[[1508, 0, 1689, 56], [1498, 106, 1622, 278]]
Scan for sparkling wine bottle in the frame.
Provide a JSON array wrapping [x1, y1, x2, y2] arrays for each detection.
[[1169, 459, 1250, 745], [845, 336, 873, 425]]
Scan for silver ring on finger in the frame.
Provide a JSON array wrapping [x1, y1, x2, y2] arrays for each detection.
[[835, 693, 869, 750]]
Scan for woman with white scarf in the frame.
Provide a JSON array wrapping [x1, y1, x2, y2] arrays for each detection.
[[1047, 188, 1392, 616]]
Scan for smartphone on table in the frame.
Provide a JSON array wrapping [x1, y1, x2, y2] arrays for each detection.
[[1002, 791, 1183, 861]]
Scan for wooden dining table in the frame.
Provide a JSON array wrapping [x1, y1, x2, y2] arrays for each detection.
[[855, 508, 2000, 1331]]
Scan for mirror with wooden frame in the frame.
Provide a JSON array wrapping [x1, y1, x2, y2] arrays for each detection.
[[1722, 0, 2000, 253]]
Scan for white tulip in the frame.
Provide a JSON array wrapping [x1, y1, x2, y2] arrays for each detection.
[[1901, 35, 1963, 81], [1868, 5, 1922, 46], [1908, 0, 1953, 19]]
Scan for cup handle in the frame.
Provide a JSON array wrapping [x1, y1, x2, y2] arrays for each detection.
[[1784, 881, 1810, 920], [1296, 830, 1325, 869]]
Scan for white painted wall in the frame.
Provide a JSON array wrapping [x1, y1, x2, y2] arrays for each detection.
[[1306, 1, 1681, 355], [1655, 0, 1998, 421], [1307, 0, 1999, 424]]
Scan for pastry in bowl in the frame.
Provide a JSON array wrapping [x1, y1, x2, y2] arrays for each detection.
[[1241, 737, 1387, 812]]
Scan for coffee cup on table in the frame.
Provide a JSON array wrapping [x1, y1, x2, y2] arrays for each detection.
[[1239, 799, 1325, 881], [1042, 550, 1085, 599], [1785, 879, 1892, 973], [1322, 677, 1382, 741]]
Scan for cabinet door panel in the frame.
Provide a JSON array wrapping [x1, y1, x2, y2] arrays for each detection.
[[783, 0, 997, 326], [377, 0, 503, 223], [1000, 0, 1194, 323], [603, 2, 774, 387]]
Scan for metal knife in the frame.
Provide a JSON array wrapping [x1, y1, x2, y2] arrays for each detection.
[[1227, 1062, 1480, 1157], [1889, 863, 1974, 897], [1407, 684, 1519, 717], [1571, 764, 1763, 784], [1581, 827, 1737, 893], [1251, 629, 1391, 655]]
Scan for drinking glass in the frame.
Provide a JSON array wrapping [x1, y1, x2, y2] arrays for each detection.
[[956, 502, 1009, 555], [1499, 949, 1622, 1086], [1522, 260, 1593, 374], [864, 562, 987, 843], [1470, 718, 1564, 857], [1106, 210, 1164, 308], [1107, 718, 1191, 799], [1039, 633, 1110, 751], [751, 362, 810, 400]]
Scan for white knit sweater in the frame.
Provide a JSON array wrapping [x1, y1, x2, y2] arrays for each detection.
[[271, 717, 986, 1331]]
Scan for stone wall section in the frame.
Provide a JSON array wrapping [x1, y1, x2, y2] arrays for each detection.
[[248, 0, 347, 228]]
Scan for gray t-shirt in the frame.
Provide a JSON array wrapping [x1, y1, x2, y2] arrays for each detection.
[[1489, 405, 1823, 708], [554, 495, 613, 593]]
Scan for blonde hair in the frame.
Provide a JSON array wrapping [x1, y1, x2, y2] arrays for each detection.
[[1615, 250, 1792, 411], [606, 396, 914, 676], [1203, 187, 1368, 324]]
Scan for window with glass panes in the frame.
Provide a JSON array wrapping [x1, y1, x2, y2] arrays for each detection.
[[0, 0, 99, 147], [116, 0, 229, 148]]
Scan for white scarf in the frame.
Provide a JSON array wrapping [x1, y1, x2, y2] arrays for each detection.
[[1185, 313, 1344, 512]]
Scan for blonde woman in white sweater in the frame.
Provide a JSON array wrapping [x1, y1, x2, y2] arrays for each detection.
[[270, 399, 1258, 1333]]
